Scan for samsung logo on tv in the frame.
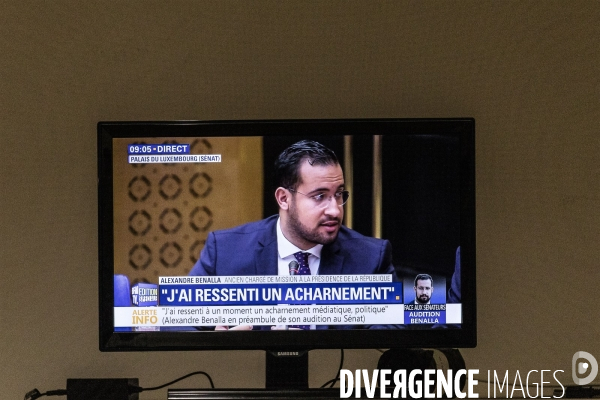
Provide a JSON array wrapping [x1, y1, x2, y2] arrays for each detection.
[[276, 351, 301, 357]]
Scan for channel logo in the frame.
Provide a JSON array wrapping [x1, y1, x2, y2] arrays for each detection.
[[572, 351, 598, 385]]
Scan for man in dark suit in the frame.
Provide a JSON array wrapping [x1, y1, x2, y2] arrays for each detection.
[[189, 140, 397, 329], [189, 214, 394, 277]]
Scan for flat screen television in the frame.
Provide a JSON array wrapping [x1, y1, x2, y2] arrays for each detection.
[[98, 118, 476, 393]]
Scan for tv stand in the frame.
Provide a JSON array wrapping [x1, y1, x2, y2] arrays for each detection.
[[265, 350, 308, 389], [168, 350, 342, 399]]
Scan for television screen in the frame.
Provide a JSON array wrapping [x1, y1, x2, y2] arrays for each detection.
[[98, 119, 476, 353]]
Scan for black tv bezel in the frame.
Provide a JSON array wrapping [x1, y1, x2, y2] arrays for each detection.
[[98, 118, 476, 352]]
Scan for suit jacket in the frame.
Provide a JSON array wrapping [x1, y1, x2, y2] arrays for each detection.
[[189, 215, 399, 330], [190, 215, 396, 277]]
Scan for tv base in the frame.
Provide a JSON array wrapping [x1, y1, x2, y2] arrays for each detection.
[[265, 350, 309, 389]]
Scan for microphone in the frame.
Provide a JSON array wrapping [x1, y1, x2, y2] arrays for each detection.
[[288, 260, 299, 275]]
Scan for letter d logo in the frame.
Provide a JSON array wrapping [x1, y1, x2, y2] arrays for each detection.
[[572, 351, 598, 385]]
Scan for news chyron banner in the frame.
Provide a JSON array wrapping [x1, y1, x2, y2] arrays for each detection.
[[115, 275, 408, 329]]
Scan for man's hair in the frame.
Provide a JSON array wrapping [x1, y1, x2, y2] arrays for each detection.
[[414, 273, 433, 287], [273, 140, 339, 190]]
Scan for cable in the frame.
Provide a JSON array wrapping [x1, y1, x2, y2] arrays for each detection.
[[320, 349, 345, 388], [24, 388, 67, 400], [129, 370, 215, 394], [330, 349, 345, 388], [25, 372, 214, 400]]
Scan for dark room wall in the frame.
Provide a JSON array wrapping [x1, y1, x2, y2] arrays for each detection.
[[1, 1, 598, 398]]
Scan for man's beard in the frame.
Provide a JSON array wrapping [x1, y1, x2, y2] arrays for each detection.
[[416, 294, 430, 304], [288, 204, 340, 246]]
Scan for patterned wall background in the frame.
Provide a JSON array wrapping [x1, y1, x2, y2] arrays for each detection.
[[112, 136, 263, 285]]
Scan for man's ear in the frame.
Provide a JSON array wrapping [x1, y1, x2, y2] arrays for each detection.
[[275, 187, 290, 210]]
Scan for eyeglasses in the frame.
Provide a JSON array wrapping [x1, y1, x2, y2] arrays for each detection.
[[287, 188, 350, 208]]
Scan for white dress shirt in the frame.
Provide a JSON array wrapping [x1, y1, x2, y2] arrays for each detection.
[[276, 218, 322, 276], [275, 218, 322, 330]]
